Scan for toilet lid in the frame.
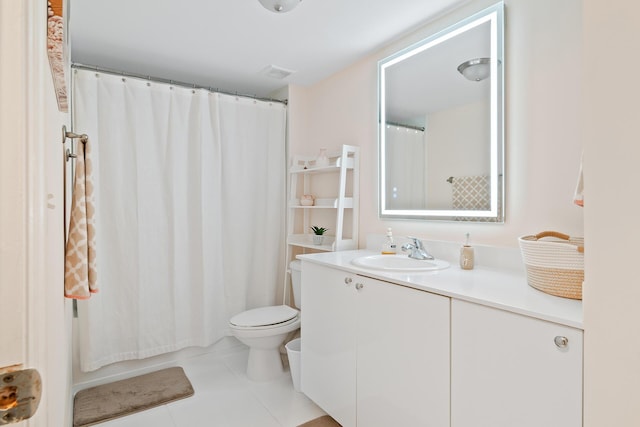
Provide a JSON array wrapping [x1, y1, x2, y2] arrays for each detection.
[[229, 305, 299, 328]]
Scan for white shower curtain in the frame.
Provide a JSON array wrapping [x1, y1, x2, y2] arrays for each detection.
[[72, 69, 286, 372], [385, 125, 426, 209]]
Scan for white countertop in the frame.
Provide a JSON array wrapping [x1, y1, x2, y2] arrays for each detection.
[[297, 249, 583, 329]]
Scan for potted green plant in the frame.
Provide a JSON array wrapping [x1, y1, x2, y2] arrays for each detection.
[[310, 226, 328, 245]]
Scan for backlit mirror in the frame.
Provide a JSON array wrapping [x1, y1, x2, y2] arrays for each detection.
[[379, 2, 504, 222]]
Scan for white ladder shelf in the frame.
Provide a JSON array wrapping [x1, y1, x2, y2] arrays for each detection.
[[287, 145, 359, 254]]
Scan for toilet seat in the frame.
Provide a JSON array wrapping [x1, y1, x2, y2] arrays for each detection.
[[230, 305, 299, 329]]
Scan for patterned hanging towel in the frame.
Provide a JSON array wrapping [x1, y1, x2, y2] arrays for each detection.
[[64, 137, 98, 299], [573, 152, 584, 207], [452, 175, 491, 210]]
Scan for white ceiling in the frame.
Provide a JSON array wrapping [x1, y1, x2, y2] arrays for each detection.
[[69, 0, 469, 98]]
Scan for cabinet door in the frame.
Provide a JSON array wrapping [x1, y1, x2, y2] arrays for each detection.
[[451, 299, 583, 427], [357, 277, 450, 427], [301, 262, 357, 427]]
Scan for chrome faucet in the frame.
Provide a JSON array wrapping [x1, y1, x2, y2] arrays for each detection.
[[401, 237, 434, 260]]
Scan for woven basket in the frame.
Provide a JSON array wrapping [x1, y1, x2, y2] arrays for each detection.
[[518, 231, 584, 300]]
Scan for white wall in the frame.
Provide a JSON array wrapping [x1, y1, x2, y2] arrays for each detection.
[[583, 1, 640, 426], [0, 0, 28, 371], [0, 1, 71, 425], [426, 100, 490, 209], [44, 70, 73, 427], [289, 0, 583, 248]]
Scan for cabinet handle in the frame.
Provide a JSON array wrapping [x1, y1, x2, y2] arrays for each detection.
[[554, 336, 569, 348], [355, 283, 364, 290], [344, 277, 352, 285]]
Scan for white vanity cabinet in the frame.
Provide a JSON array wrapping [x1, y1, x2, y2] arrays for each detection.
[[451, 299, 583, 427], [356, 273, 450, 427], [301, 262, 357, 426], [301, 261, 450, 427]]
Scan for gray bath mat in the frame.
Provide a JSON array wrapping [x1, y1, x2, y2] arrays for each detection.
[[73, 366, 194, 426], [298, 415, 342, 427]]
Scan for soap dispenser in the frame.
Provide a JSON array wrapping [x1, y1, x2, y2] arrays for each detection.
[[460, 233, 474, 270], [381, 228, 397, 255]]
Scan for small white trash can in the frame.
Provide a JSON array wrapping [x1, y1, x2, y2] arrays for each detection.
[[285, 338, 302, 392]]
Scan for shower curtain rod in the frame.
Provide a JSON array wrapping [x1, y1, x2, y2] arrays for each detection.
[[385, 121, 425, 132], [71, 63, 288, 105]]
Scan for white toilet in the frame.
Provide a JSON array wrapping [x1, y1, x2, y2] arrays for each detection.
[[229, 260, 302, 381]]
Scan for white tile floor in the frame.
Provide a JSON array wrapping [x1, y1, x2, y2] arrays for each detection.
[[96, 338, 326, 427]]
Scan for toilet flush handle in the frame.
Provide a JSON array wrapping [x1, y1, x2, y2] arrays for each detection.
[[355, 283, 364, 290]]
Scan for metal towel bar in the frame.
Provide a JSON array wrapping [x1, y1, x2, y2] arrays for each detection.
[[62, 125, 88, 161]]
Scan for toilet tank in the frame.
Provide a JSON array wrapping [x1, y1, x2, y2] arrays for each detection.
[[290, 260, 302, 309]]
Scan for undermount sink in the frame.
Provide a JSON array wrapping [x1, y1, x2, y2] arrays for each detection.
[[351, 254, 450, 272]]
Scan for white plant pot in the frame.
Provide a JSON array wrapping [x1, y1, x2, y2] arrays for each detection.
[[313, 235, 324, 245]]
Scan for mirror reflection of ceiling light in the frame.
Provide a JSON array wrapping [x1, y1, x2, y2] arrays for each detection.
[[457, 58, 490, 81], [258, 0, 302, 13]]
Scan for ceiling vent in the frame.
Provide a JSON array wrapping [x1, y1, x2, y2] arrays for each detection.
[[260, 65, 295, 80]]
